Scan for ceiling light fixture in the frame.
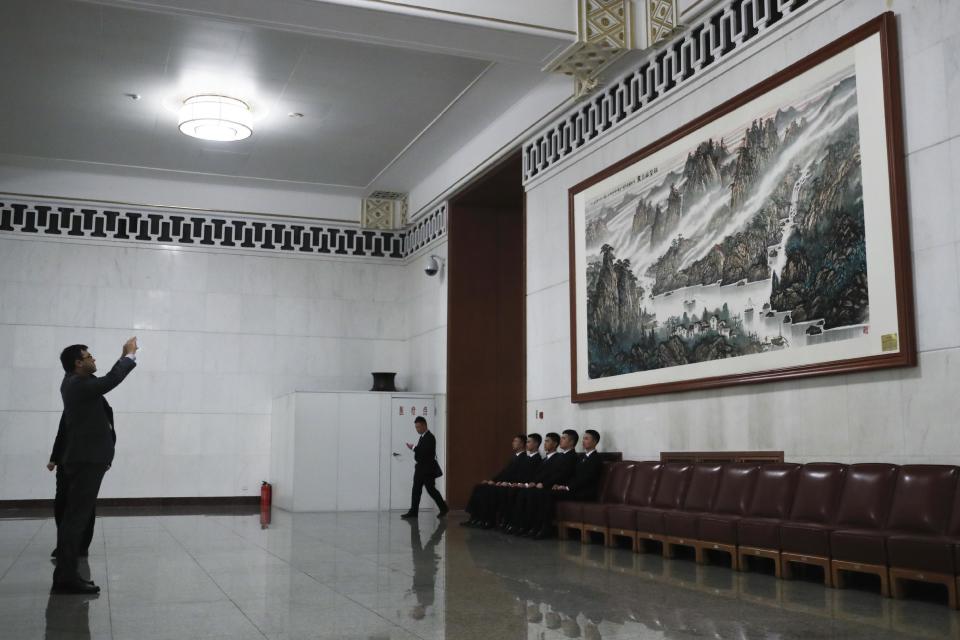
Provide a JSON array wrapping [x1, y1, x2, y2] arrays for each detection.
[[177, 94, 252, 142]]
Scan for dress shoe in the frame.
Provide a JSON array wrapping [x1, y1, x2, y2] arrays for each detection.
[[400, 512, 418, 519], [480, 521, 496, 530], [51, 580, 100, 595]]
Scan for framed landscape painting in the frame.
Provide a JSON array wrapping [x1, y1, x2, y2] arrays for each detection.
[[569, 13, 914, 402]]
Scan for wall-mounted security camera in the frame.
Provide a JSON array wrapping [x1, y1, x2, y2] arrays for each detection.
[[424, 254, 443, 277]]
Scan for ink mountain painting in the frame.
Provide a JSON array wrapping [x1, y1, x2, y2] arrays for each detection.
[[583, 64, 867, 380]]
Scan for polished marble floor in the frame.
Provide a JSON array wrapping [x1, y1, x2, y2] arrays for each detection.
[[0, 510, 957, 639]]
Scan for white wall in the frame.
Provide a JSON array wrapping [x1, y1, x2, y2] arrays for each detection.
[[0, 232, 409, 500], [404, 242, 449, 394], [524, 0, 960, 464]]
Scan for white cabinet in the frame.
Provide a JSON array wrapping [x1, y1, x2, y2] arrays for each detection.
[[270, 391, 441, 512]]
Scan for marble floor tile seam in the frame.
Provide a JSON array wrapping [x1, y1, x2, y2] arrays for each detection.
[[151, 516, 429, 640], [193, 519, 451, 640], [151, 518, 274, 640], [0, 518, 45, 585]]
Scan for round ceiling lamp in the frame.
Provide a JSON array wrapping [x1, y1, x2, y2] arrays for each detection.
[[177, 94, 252, 142]]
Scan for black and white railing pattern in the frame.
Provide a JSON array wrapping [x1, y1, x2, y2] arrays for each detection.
[[0, 199, 451, 261], [403, 202, 447, 258], [522, 0, 815, 184]]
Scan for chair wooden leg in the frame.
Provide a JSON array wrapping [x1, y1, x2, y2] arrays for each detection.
[[662, 538, 674, 558], [890, 567, 958, 608], [693, 543, 705, 564], [831, 562, 844, 590], [832, 560, 889, 596], [782, 552, 832, 587], [780, 555, 793, 580]]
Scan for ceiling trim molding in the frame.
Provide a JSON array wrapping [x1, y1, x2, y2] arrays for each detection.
[[363, 62, 496, 191], [320, 0, 577, 36]]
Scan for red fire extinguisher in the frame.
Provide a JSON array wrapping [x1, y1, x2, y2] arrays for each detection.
[[260, 481, 272, 509], [260, 481, 272, 529]]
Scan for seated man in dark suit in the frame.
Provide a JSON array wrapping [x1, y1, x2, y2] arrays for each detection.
[[462, 433, 526, 528], [529, 429, 602, 539], [493, 433, 542, 530], [507, 431, 578, 535]]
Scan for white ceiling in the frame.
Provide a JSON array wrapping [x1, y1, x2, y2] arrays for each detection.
[[0, 0, 573, 191]]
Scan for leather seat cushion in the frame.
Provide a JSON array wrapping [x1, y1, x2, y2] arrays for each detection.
[[886, 533, 958, 573], [780, 521, 834, 557], [581, 502, 610, 526], [737, 517, 782, 550], [556, 501, 585, 522], [698, 514, 742, 545], [664, 511, 701, 539], [830, 528, 887, 565], [607, 506, 639, 531], [636, 507, 670, 535]]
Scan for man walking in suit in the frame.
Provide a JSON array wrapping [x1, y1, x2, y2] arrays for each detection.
[[52, 338, 138, 594], [462, 433, 526, 528], [401, 416, 448, 519]]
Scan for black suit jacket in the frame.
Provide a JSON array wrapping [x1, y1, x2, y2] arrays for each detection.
[[413, 430, 440, 479], [492, 452, 525, 483], [50, 400, 115, 465], [532, 450, 576, 488], [60, 356, 136, 466], [566, 452, 603, 500], [517, 453, 542, 483]]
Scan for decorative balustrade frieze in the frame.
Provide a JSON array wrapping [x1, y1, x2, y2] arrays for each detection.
[[402, 202, 447, 258], [0, 197, 450, 261], [523, 0, 815, 184]]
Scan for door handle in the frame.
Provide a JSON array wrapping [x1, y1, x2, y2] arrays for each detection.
[[392, 452, 400, 457]]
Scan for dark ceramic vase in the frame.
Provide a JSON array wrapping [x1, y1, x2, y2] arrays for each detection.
[[370, 372, 397, 392]]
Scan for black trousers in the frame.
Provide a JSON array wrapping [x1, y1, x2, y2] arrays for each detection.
[[409, 474, 447, 514], [465, 484, 495, 521], [54, 467, 96, 554], [53, 463, 107, 584]]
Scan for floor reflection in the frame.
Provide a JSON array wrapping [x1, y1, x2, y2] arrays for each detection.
[[461, 530, 960, 639], [407, 518, 446, 621], [44, 591, 97, 640], [1, 512, 958, 639]]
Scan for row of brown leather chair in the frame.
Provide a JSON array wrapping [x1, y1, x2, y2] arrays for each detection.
[[556, 460, 960, 608]]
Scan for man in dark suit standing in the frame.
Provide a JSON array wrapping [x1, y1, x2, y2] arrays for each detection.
[[529, 429, 603, 539], [462, 433, 526, 528], [401, 416, 448, 519], [52, 338, 138, 594], [47, 413, 97, 560]]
